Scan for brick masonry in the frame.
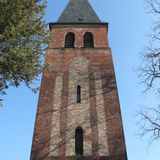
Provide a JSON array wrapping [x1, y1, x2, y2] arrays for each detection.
[[30, 24, 127, 160]]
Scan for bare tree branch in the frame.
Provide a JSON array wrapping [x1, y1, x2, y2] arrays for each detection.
[[137, 106, 160, 144]]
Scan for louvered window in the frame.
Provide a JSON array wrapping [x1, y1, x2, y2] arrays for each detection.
[[83, 32, 94, 48], [65, 32, 75, 48]]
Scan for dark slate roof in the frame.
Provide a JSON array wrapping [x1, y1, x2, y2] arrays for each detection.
[[57, 0, 101, 23]]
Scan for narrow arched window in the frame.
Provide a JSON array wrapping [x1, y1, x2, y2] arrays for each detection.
[[83, 32, 94, 48], [77, 85, 81, 103], [65, 32, 75, 48], [75, 127, 83, 155]]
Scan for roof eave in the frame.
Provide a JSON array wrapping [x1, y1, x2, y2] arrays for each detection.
[[49, 22, 108, 30]]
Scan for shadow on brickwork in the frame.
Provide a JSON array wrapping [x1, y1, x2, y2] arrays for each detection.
[[30, 73, 127, 160]]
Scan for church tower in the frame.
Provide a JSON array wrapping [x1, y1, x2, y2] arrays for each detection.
[[30, 0, 127, 159]]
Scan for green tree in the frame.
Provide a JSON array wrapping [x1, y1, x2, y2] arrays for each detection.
[[0, 0, 49, 103]]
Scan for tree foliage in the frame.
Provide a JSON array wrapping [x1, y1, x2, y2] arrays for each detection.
[[0, 0, 49, 102]]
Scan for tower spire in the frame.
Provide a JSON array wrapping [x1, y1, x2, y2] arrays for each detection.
[[57, 0, 101, 23]]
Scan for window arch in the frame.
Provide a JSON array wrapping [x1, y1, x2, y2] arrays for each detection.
[[77, 85, 81, 103], [83, 32, 94, 48], [65, 32, 75, 48], [75, 127, 83, 155]]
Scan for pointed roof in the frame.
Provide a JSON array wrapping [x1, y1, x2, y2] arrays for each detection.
[[57, 0, 101, 23]]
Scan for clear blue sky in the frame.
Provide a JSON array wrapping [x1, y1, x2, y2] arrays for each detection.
[[0, 0, 159, 160]]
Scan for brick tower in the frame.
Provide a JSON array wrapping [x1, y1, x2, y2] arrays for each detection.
[[30, 0, 127, 159]]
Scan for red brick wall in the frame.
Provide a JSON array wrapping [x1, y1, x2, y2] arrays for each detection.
[[30, 24, 127, 160], [51, 24, 108, 48]]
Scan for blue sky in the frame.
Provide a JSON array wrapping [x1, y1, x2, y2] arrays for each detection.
[[0, 0, 159, 159]]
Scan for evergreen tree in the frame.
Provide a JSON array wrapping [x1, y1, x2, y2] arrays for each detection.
[[0, 0, 48, 103]]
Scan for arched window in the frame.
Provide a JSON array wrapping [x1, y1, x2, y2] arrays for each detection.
[[75, 127, 83, 155], [83, 32, 94, 48], [77, 85, 81, 103], [65, 32, 75, 48]]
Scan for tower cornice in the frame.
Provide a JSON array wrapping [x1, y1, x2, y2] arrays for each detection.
[[49, 22, 108, 30]]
